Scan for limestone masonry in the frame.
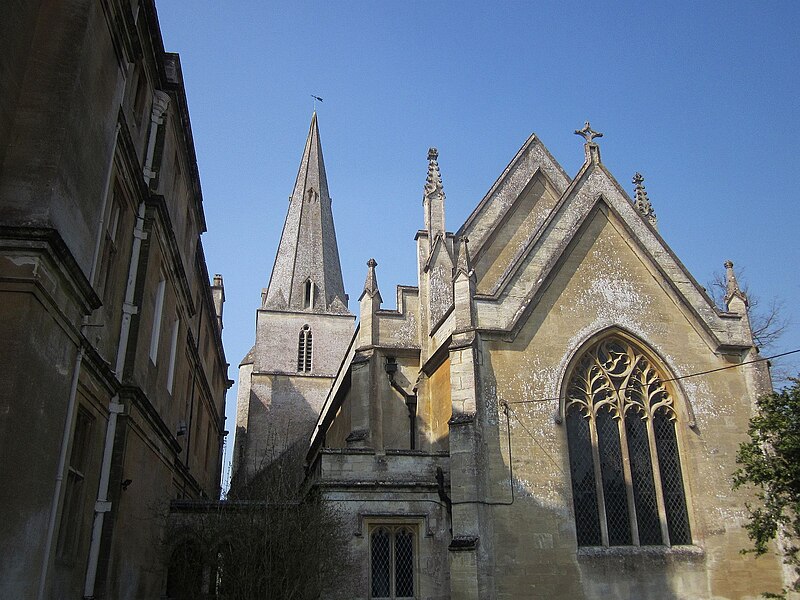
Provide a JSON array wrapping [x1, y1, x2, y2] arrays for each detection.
[[235, 115, 784, 599]]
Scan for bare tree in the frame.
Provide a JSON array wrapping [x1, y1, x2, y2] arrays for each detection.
[[164, 443, 354, 600], [708, 265, 791, 384]]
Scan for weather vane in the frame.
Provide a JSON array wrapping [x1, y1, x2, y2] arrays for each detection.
[[311, 94, 323, 112]]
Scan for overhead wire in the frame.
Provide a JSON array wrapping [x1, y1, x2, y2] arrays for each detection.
[[504, 347, 800, 406]]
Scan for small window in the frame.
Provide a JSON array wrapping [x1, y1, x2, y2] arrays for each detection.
[[304, 279, 315, 309], [370, 525, 415, 599], [565, 336, 691, 547], [297, 325, 312, 373], [56, 408, 93, 558], [133, 67, 149, 127], [95, 182, 124, 298]]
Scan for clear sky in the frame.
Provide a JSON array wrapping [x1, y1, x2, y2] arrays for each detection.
[[155, 1, 800, 488]]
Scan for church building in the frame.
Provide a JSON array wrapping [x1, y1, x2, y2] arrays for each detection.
[[234, 115, 784, 599]]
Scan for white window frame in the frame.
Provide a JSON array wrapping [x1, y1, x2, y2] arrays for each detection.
[[166, 316, 180, 393], [150, 274, 166, 363]]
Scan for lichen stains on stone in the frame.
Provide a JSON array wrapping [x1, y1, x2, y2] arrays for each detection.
[[395, 310, 418, 346], [429, 264, 453, 326]]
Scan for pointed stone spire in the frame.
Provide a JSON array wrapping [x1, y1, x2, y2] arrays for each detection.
[[423, 147, 446, 242], [359, 258, 382, 347], [724, 260, 748, 309], [454, 236, 473, 280], [453, 236, 476, 331], [264, 113, 350, 314], [574, 121, 603, 164], [360, 258, 382, 302], [632, 172, 657, 228]]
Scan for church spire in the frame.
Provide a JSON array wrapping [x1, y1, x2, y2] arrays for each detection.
[[264, 113, 350, 314]]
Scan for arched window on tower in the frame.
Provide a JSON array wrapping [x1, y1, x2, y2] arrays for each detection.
[[304, 279, 315, 309], [564, 336, 691, 547], [297, 325, 312, 373]]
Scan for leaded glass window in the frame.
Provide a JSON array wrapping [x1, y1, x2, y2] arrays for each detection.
[[565, 336, 691, 547], [370, 525, 415, 599]]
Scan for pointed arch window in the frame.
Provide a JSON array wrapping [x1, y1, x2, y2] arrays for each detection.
[[297, 325, 312, 373], [304, 279, 315, 309], [564, 336, 691, 547]]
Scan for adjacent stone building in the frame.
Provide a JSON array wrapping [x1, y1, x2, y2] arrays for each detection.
[[0, 1, 229, 598], [236, 116, 785, 598]]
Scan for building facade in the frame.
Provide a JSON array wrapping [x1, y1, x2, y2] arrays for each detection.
[[0, 1, 229, 598], [237, 116, 785, 598]]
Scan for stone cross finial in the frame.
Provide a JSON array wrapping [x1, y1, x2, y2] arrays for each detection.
[[574, 121, 603, 144], [428, 147, 438, 162], [632, 172, 657, 228]]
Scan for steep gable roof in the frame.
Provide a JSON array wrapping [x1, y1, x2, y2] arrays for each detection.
[[469, 141, 750, 350]]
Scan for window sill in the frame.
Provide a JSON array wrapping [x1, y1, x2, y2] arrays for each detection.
[[577, 545, 704, 559]]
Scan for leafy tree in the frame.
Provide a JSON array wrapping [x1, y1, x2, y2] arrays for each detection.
[[733, 379, 800, 598]]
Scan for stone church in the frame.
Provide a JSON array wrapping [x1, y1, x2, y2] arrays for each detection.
[[234, 114, 784, 599]]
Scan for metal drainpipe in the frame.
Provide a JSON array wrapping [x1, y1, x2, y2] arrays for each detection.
[[37, 344, 84, 600], [82, 397, 123, 599], [83, 90, 170, 599]]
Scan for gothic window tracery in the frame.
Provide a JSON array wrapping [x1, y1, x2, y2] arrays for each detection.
[[565, 336, 691, 547], [297, 325, 312, 373]]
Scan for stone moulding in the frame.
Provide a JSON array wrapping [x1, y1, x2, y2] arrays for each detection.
[[448, 536, 479, 551], [448, 412, 476, 426]]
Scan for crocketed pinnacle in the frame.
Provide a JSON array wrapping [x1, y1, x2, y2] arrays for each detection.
[[724, 260, 748, 306], [264, 113, 350, 314], [423, 147, 446, 239], [632, 172, 657, 228], [424, 148, 445, 201]]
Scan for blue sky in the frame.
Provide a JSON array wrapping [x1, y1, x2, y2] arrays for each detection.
[[155, 1, 800, 486]]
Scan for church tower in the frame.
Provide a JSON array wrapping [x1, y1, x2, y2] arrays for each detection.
[[233, 114, 355, 482]]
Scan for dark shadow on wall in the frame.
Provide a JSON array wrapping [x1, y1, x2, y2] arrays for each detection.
[[230, 375, 320, 495]]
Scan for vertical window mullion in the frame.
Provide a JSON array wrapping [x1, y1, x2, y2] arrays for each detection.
[[617, 408, 640, 545], [588, 413, 609, 546], [647, 416, 671, 545]]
